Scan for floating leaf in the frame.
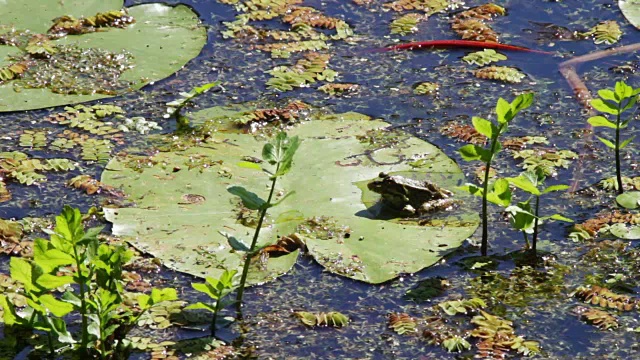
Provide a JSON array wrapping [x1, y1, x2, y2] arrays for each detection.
[[413, 82, 440, 95], [438, 298, 486, 315], [102, 110, 479, 284], [295, 311, 348, 327], [616, 191, 640, 209], [462, 49, 507, 66], [442, 336, 471, 352], [572, 285, 637, 311], [383, 0, 450, 15], [390, 13, 426, 36], [620, 0, 640, 29], [573, 306, 619, 330], [388, 313, 418, 335], [475, 66, 526, 84], [579, 21, 622, 45], [0, 0, 206, 112], [451, 4, 506, 42]]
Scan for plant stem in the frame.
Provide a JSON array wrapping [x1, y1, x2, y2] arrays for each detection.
[[236, 164, 281, 309], [211, 295, 222, 337], [532, 194, 540, 258], [73, 246, 89, 351], [47, 331, 55, 358], [481, 128, 503, 256], [615, 105, 623, 195], [522, 231, 529, 249]]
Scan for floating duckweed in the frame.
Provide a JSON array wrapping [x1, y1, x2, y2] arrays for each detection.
[[81, 138, 113, 163], [12, 44, 134, 95], [318, 83, 360, 96], [462, 49, 507, 66], [390, 13, 426, 36], [579, 20, 622, 45], [474, 66, 526, 84], [413, 81, 440, 95], [18, 129, 47, 150], [383, 0, 451, 15]]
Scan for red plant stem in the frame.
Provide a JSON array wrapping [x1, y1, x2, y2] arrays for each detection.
[[375, 40, 554, 54]]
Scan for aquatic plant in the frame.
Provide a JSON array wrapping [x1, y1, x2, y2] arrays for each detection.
[[588, 80, 640, 195], [458, 93, 533, 255], [295, 311, 349, 327], [229, 132, 300, 306], [164, 82, 220, 130], [187, 269, 238, 336], [505, 170, 572, 256], [0, 206, 178, 358], [462, 49, 507, 66], [388, 313, 418, 335], [474, 65, 526, 84]]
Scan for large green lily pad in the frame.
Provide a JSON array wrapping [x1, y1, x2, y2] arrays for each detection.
[[102, 110, 479, 284], [620, 0, 640, 29], [0, 0, 206, 112]]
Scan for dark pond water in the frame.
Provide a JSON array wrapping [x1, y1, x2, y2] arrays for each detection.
[[2, 0, 640, 358]]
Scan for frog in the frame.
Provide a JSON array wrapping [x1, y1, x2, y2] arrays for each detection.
[[367, 172, 460, 215]]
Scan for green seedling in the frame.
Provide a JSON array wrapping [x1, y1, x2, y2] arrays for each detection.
[[458, 93, 534, 256], [228, 132, 300, 308], [0, 206, 177, 359], [187, 269, 238, 337], [505, 170, 572, 257], [588, 81, 640, 194], [164, 81, 220, 130]]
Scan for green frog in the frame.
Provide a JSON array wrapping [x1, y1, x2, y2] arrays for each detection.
[[367, 172, 459, 215]]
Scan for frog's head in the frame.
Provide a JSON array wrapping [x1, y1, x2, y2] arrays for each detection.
[[367, 172, 392, 194]]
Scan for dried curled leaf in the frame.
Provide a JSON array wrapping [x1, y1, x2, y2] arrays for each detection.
[[390, 13, 426, 35], [66, 175, 121, 196], [501, 136, 549, 151], [318, 83, 360, 96], [413, 82, 440, 95], [573, 306, 619, 330], [0, 181, 10, 202], [579, 20, 622, 45], [438, 297, 486, 315], [440, 123, 487, 145], [0, 61, 30, 82], [474, 66, 526, 83], [572, 285, 637, 311], [295, 311, 349, 327], [451, 4, 506, 42], [388, 313, 418, 334], [462, 49, 507, 66], [471, 310, 540, 357], [383, 0, 450, 15], [282, 6, 342, 29]]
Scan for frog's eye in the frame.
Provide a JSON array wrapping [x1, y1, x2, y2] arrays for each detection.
[[379, 172, 388, 178]]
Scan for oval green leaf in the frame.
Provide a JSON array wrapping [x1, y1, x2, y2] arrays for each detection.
[[616, 191, 640, 209], [102, 110, 479, 284], [0, 0, 206, 112]]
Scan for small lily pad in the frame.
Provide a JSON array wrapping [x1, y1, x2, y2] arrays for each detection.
[[616, 191, 640, 209], [609, 223, 640, 240], [620, 0, 640, 29]]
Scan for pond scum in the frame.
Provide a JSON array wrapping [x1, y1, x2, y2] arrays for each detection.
[[0, 0, 640, 358]]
